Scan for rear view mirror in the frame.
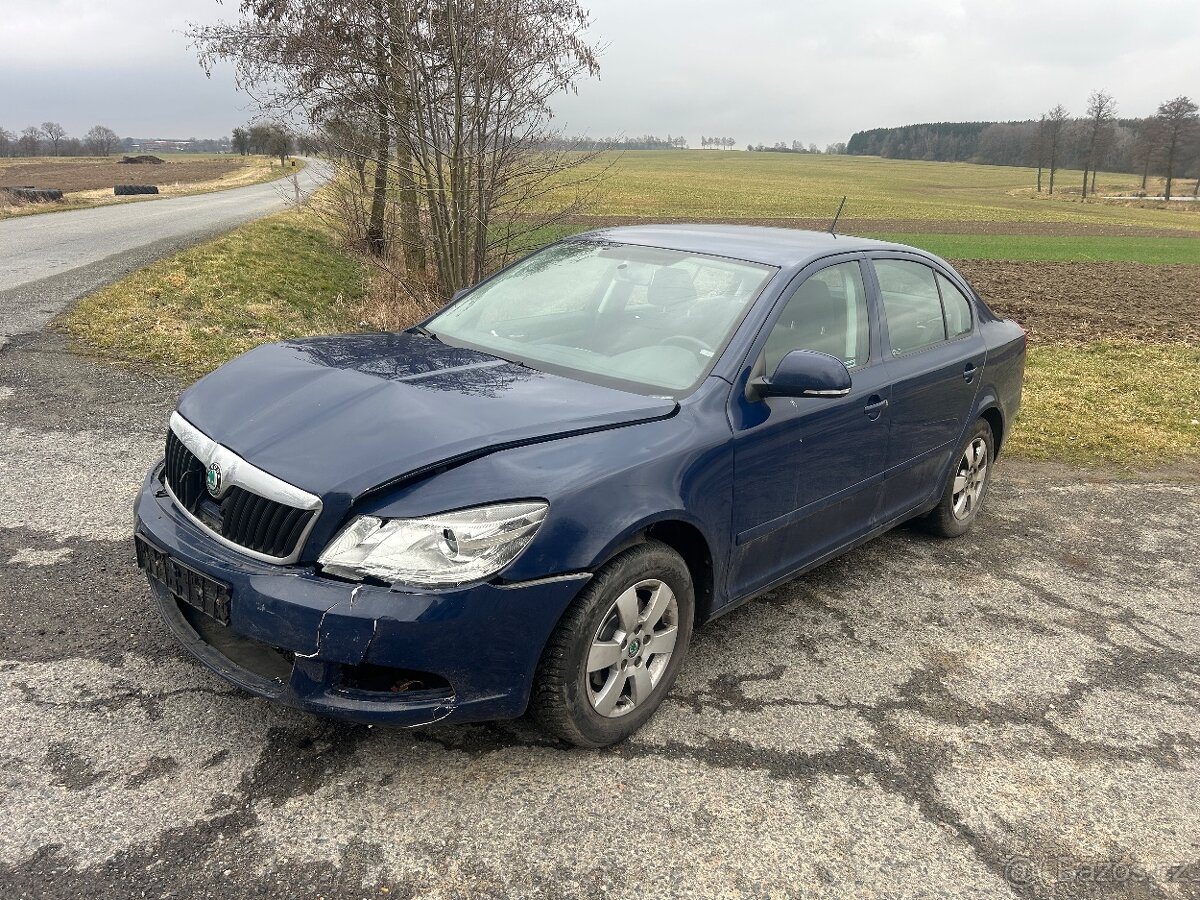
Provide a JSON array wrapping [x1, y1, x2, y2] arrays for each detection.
[[753, 349, 851, 399]]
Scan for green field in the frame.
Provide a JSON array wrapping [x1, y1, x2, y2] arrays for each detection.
[[514, 225, 1200, 264], [549, 151, 1200, 232], [871, 233, 1200, 264]]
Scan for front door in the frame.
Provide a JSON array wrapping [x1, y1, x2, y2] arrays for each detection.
[[728, 259, 891, 600]]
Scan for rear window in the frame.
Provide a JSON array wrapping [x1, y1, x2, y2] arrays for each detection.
[[937, 273, 974, 338], [874, 259, 946, 354]]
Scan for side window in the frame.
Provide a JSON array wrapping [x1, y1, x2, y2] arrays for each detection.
[[937, 273, 974, 338], [874, 259, 947, 355], [763, 261, 870, 373]]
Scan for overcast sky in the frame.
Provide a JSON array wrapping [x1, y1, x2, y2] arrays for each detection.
[[2, 0, 1197, 145]]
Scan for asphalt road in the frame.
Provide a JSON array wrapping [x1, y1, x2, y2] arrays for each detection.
[[0, 210, 1198, 896], [0, 160, 330, 347]]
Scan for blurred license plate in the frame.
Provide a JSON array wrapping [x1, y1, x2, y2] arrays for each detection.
[[136, 536, 231, 625]]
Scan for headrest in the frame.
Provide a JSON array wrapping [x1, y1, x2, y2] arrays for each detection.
[[648, 267, 696, 307]]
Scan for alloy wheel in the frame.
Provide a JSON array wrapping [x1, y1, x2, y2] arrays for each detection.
[[952, 437, 988, 520], [586, 578, 680, 718]]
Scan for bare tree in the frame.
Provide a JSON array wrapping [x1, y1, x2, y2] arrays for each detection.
[[84, 125, 120, 156], [18, 125, 44, 156], [1080, 91, 1116, 200], [1032, 115, 1047, 192], [1044, 105, 1069, 195], [0, 127, 12, 157], [1152, 95, 1199, 201], [41, 121, 67, 155], [264, 124, 294, 164], [192, 0, 602, 300]]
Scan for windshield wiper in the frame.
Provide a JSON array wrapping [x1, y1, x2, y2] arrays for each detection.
[[409, 325, 440, 342]]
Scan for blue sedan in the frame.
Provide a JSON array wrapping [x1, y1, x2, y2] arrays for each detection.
[[135, 225, 1025, 746]]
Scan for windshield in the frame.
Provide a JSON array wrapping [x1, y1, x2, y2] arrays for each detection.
[[426, 241, 776, 393]]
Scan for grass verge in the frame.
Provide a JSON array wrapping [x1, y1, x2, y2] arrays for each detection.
[[1010, 343, 1200, 465], [57, 206, 365, 381]]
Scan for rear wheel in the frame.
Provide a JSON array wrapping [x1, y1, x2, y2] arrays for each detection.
[[925, 419, 994, 538], [531, 541, 693, 747]]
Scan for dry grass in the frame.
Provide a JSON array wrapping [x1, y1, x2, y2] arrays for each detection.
[[1010, 343, 1200, 465], [57, 205, 365, 380]]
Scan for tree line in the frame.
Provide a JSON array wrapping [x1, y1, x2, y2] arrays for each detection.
[[746, 140, 830, 154], [0, 124, 238, 158], [230, 123, 295, 163], [0, 123, 122, 157], [539, 134, 689, 150], [847, 92, 1200, 199]]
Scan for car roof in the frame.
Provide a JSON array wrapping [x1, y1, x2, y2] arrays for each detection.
[[573, 224, 919, 268]]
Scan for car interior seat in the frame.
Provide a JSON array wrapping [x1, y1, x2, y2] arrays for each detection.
[[764, 279, 847, 371]]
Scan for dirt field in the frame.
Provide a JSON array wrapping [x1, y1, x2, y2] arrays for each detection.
[[958, 260, 1200, 345], [0, 157, 246, 192]]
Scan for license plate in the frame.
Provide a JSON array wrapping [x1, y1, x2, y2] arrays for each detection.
[[136, 535, 231, 625]]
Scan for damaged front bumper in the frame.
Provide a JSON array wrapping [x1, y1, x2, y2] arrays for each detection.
[[134, 464, 589, 727]]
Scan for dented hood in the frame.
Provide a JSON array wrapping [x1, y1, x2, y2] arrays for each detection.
[[176, 332, 677, 501]]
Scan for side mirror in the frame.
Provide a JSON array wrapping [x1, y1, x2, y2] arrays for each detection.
[[450, 288, 469, 303], [753, 349, 851, 399]]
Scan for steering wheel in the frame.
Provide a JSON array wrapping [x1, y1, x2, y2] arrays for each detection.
[[662, 335, 714, 356]]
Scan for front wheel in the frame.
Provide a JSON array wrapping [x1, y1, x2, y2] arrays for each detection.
[[531, 541, 694, 747], [925, 419, 994, 538]]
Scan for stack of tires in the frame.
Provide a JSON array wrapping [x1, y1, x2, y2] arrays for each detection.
[[114, 185, 160, 196], [2, 186, 64, 202]]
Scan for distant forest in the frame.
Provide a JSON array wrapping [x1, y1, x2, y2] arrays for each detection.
[[848, 118, 1148, 173]]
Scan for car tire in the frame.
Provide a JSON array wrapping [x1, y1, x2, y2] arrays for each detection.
[[531, 540, 694, 748], [925, 419, 994, 538]]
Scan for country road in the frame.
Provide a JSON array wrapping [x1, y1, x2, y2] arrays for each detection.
[[1, 181, 1199, 897], [0, 159, 330, 347]]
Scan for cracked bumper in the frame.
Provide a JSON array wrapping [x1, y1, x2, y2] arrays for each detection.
[[134, 465, 588, 727]]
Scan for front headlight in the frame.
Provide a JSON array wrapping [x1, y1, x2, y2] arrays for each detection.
[[317, 501, 549, 586]]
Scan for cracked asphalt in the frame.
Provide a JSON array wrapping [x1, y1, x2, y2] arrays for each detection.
[[2, 319, 1199, 896]]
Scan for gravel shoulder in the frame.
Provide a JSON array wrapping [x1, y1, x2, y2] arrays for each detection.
[[1, 326, 1198, 899]]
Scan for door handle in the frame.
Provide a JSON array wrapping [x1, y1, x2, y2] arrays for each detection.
[[864, 396, 888, 419], [963, 363, 978, 384]]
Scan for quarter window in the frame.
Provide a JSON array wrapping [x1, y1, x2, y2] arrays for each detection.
[[937, 273, 973, 337], [763, 262, 870, 373], [875, 259, 947, 355]]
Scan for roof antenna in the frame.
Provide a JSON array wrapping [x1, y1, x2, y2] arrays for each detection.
[[828, 196, 847, 235]]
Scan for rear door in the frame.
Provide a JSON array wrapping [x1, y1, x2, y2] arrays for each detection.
[[727, 257, 891, 599], [869, 255, 986, 522]]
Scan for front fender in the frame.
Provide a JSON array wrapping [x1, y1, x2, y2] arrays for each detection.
[[348, 383, 735, 589]]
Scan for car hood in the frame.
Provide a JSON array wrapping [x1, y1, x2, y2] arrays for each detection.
[[176, 332, 677, 501]]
